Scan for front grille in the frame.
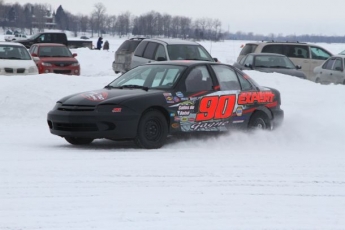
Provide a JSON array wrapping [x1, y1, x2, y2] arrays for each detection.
[[53, 122, 98, 132], [5, 68, 13, 73], [17, 68, 25, 73], [49, 61, 74, 67], [54, 70, 71, 74], [58, 105, 95, 112]]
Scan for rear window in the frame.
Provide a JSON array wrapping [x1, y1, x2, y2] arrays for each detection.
[[117, 40, 142, 52], [240, 44, 258, 56]]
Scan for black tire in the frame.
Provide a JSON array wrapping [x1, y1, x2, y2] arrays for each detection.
[[135, 110, 168, 149], [315, 78, 320, 83], [65, 137, 94, 145], [248, 111, 271, 130], [115, 71, 120, 74]]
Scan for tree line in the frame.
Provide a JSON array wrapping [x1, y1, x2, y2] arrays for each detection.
[[1, 0, 345, 43], [0, 1, 223, 41]]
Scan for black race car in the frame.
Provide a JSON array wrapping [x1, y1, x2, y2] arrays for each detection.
[[47, 61, 284, 149]]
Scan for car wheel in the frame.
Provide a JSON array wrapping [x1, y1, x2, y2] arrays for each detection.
[[248, 111, 271, 130], [115, 71, 120, 74], [135, 110, 168, 149], [315, 78, 320, 83], [65, 137, 94, 145]]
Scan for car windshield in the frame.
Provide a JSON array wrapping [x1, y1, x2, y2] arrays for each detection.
[[254, 55, 296, 69], [167, 44, 213, 61], [108, 65, 186, 89], [0, 45, 32, 60], [38, 46, 72, 57]]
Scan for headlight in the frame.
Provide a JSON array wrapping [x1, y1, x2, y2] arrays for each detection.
[[97, 104, 121, 113], [42, 62, 52, 66], [28, 66, 38, 74], [71, 62, 79, 66], [52, 102, 62, 111]]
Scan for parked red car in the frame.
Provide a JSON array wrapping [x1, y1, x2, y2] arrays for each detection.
[[29, 43, 80, 75]]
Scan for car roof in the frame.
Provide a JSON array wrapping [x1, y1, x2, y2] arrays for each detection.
[[331, 54, 345, 58], [147, 60, 221, 67], [0, 41, 25, 47], [145, 38, 199, 45], [33, 43, 66, 47], [249, 53, 286, 57]]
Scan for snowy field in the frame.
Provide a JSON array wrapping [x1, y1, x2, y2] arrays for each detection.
[[1, 34, 345, 229]]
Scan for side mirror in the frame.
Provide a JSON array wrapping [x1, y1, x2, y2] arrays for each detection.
[[296, 65, 302, 69], [244, 63, 253, 69], [213, 57, 219, 62], [72, 53, 77, 57], [31, 53, 38, 57], [156, 57, 166, 61]]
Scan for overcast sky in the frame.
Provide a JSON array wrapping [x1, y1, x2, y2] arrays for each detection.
[[8, 0, 345, 36]]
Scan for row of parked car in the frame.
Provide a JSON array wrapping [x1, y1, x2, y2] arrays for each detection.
[[0, 41, 80, 75], [113, 38, 345, 85], [236, 41, 345, 85]]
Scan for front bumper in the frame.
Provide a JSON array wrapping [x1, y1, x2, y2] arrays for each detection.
[[47, 109, 140, 140]]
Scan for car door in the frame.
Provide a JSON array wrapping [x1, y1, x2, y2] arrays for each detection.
[[210, 64, 259, 128], [318, 58, 335, 84], [172, 65, 216, 132], [131, 42, 158, 68], [321, 57, 344, 84]]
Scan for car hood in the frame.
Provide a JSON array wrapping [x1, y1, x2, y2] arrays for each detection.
[[255, 67, 306, 79], [59, 88, 165, 106], [38, 57, 78, 62], [0, 59, 36, 68]]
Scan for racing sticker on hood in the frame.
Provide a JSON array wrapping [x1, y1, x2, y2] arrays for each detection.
[[82, 91, 108, 101]]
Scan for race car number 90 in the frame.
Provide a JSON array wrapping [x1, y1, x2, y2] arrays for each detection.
[[196, 95, 236, 121]]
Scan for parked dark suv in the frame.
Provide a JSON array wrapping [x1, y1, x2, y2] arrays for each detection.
[[112, 38, 217, 74]]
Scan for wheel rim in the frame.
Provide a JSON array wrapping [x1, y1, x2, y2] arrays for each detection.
[[144, 118, 162, 141], [252, 117, 267, 129]]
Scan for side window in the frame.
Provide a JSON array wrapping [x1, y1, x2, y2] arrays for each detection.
[[243, 55, 253, 66], [29, 45, 35, 53], [154, 44, 167, 61], [237, 72, 253, 91], [333, 58, 342, 71], [310, 46, 332, 60], [239, 44, 258, 56], [185, 66, 213, 92], [143, 42, 158, 59], [134, 41, 148, 57], [211, 65, 241, 91], [262, 45, 283, 55], [324, 58, 335, 70]]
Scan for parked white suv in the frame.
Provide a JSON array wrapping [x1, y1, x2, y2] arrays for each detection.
[[113, 38, 217, 74], [237, 41, 333, 80]]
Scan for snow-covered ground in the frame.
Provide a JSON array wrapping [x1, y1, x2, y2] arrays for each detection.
[[1, 34, 345, 229]]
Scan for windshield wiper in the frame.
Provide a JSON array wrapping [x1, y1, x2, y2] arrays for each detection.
[[270, 66, 290, 69], [7, 57, 22, 60], [120, 85, 149, 91]]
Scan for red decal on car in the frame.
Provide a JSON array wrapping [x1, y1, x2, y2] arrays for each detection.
[[196, 95, 236, 121], [82, 91, 108, 101], [237, 91, 274, 105]]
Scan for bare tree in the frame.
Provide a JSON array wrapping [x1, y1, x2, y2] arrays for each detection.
[[92, 2, 106, 36], [32, 4, 50, 32]]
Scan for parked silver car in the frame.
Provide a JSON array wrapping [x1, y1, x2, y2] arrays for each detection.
[[237, 41, 333, 80], [233, 53, 306, 79], [113, 38, 217, 74], [313, 55, 345, 84]]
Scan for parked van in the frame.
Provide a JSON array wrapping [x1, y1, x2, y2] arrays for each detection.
[[237, 41, 333, 80]]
